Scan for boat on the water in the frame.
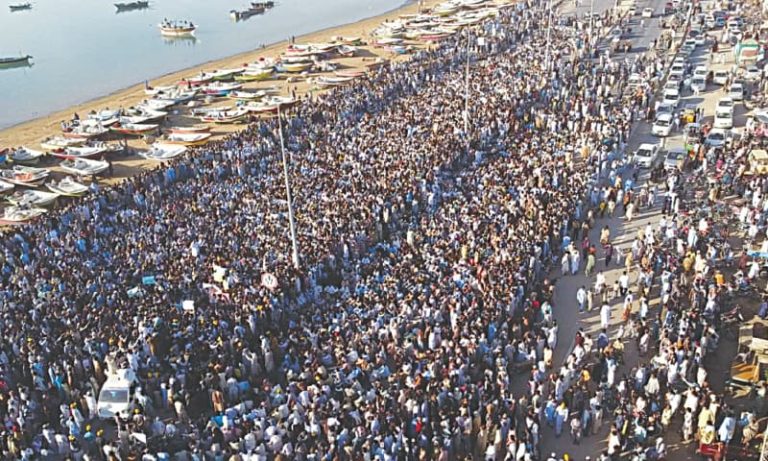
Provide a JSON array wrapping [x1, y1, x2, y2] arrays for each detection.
[[159, 20, 196, 37], [46, 177, 88, 197], [0, 166, 50, 187], [60, 158, 110, 176], [160, 132, 212, 146], [199, 109, 248, 124], [230, 4, 265, 21], [0, 55, 32, 69], [110, 123, 159, 135], [50, 145, 109, 160], [9, 147, 45, 165], [139, 143, 187, 161], [0, 207, 47, 225], [8, 2, 31, 11], [115, 0, 149, 12], [8, 189, 59, 207]]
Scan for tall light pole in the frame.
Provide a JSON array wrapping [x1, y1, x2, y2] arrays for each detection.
[[276, 104, 301, 270], [589, 0, 595, 40], [464, 27, 471, 154], [545, 0, 553, 71]]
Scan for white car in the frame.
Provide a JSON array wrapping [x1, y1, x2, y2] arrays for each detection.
[[652, 113, 673, 137], [713, 70, 729, 85], [693, 65, 708, 78], [691, 77, 706, 93], [97, 369, 137, 420], [664, 81, 679, 92], [663, 148, 686, 171], [634, 143, 661, 168], [663, 88, 680, 106], [730, 82, 744, 101], [670, 64, 685, 77], [713, 109, 733, 129], [642, 7, 654, 17], [684, 38, 697, 48], [745, 65, 762, 82], [705, 128, 728, 147], [629, 5, 638, 15], [673, 56, 686, 66], [717, 97, 734, 111]]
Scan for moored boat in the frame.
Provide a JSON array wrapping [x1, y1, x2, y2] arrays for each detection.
[[0, 180, 14, 194], [201, 81, 242, 97], [0, 55, 32, 68], [114, 0, 149, 12], [49, 146, 109, 160], [139, 143, 187, 161], [337, 45, 357, 57], [9, 147, 45, 165], [235, 68, 273, 82], [230, 4, 266, 21], [8, 2, 31, 11], [7, 189, 59, 207], [110, 123, 159, 135], [280, 62, 312, 73], [314, 76, 355, 87], [166, 125, 210, 134], [0, 207, 47, 225], [60, 158, 110, 176], [159, 20, 196, 37], [228, 90, 266, 101], [160, 132, 212, 146], [199, 109, 248, 124], [0, 166, 50, 187], [334, 69, 367, 78], [41, 136, 85, 151], [46, 177, 88, 197]]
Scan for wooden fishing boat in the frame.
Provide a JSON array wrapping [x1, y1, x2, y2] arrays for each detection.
[[160, 132, 212, 146], [334, 69, 367, 78], [63, 121, 109, 139], [230, 4, 266, 21], [110, 123, 158, 135], [144, 84, 177, 96], [8, 2, 31, 11], [332, 36, 363, 46], [0, 55, 32, 68], [139, 143, 187, 161], [315, 76, 355, 87], [190, 105, 232, 116], [433, 3, 460, 16], [137, 99, 175, 111], [8, 189, 59, 207], [227, 90, 266, 100], [244, 96, 297, 114], [159, 20, 196, 37], [281, 62, 312, 73], [209, 68, 245, 81], [385, 45, 410, 54], [373, 37, 403, 46], [166, 125, 210, 134], [60, 158, 109, 176], [47, 177, 88, 197], [0, 166, 50, 187], [41, 136, 85, 151], [199, 109, 248, 124], [184, 73, 213, 86], [114, 1, 149, 12], [0, 207, 47, 225], [9, 147, 45, 165], [50, 145, 109, 160], [201, 81, 242, 96], [337, 45, 357, 57], [0, 180, 14, 194], [235, 68, 273, 82], [152, 89, 197, 104]]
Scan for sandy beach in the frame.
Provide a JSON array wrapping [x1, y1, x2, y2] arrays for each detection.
[[0, 0, 443, 160]]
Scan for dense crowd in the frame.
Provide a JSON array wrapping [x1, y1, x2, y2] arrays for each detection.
[[0, 1, 678, 460]]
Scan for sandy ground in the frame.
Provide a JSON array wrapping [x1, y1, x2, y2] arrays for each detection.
[[0, 0, 458, 185]]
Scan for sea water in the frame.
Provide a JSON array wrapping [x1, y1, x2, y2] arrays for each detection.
[[0, 0, 406, 128]]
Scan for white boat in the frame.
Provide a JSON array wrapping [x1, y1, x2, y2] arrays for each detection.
[[139, 143, 188, 161], [60, 158, 110, 176], [209, 68, 245, 81], [10, 147, 45, 165], [110, 123, 159, 135], [46, 177, 89, 197], [228, 90, 266, 100], [201, 81, 242, 96], [50, 146, 109, 160], [199, 108, 249, 123], [144, 84, 177, 96], [64, 120, 110, 138], [138, 99, 176, 111], [41, 136, 85, 150], [315, 76, 355, 87], [161, 132, 212, 146], [166, 125, 211, 134], [0, 207, 47, 225], [87, 109, 122, 124], [8, 189, 59, 207], [0, 180, 14, 194], [337, 45, 357, 57], [159, 20, 196, 36], [0, 166, 50, 187]]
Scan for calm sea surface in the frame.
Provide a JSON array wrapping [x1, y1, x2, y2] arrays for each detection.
[[0, 0, 406, 129]]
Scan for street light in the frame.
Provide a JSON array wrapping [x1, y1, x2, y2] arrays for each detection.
[[276, 104, 301, 270], [464, 27, 471, 154]]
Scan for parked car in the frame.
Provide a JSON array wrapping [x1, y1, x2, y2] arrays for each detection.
[[634, 143, 661, 168], [642, 7, 654, 17], [745, 65, 762, 82], [653, 113, 673, 137], [691, 77, 706, 93]]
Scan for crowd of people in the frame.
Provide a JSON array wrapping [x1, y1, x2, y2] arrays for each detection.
[[4, 0, 760, 460]]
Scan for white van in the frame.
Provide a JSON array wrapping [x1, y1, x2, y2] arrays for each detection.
[[652, 113, 673, 137], [714, 109, 733, 129], [97, 368, 137, 420]]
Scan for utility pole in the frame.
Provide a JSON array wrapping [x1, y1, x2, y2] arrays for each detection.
[[276, 104, 301, 270], [464, 27, 471, 154], [545, 0, 553, 70]]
